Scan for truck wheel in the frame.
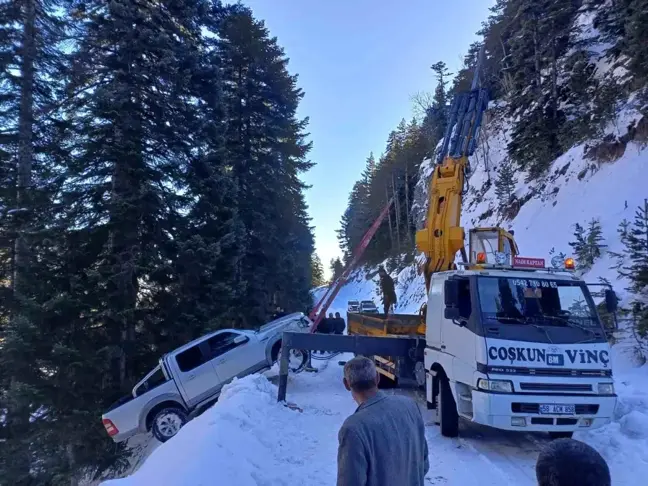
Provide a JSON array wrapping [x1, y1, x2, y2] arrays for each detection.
[[439, 378, 459, 438], [549, 431, 573, 440], [152, 407, 187, 443]]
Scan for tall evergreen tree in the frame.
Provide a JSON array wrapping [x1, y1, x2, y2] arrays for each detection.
[[618, 200, 648, 336], [330, 257, 344, 281], [311, 253, 325, 287], [218, 4, 314, 324], [495, 158, 516, 207]]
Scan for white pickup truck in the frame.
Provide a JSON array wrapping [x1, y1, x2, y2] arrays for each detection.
[[102, 313, 310, 443]]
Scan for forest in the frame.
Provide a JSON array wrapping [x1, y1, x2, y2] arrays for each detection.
[[0, 1, 314, 483]]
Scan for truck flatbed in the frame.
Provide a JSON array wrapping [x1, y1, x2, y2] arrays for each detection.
[[347, 312, 424, 337]]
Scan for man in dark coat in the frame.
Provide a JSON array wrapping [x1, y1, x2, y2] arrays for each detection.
[[333, 312, 346, 335], [378, 266, 397, 316], [337, 356, 429, 486]]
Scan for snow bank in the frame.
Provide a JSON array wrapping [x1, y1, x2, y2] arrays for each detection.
[[102, 375, 321, 486], [101, 364, 357, 486]]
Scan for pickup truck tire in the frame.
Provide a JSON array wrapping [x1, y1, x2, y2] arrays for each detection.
[[439, 378, 459, 438], [151, 407, 188, 443], [277, 347, 308, 373]]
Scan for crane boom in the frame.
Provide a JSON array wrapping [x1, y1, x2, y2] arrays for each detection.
[[415, 45, 517, 292], [309, 198, 394, 333]]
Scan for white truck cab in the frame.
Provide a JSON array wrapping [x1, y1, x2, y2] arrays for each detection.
[[424, 261, 617, 439]]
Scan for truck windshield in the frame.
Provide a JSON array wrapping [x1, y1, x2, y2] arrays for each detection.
[[477, 276, 602, 331]]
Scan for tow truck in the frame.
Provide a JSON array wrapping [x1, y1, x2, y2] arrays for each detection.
[[278, 47, 619, 439]]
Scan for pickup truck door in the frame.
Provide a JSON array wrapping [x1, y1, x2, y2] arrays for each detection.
[[205, 331, 265, 384], [173, 342, 222, 408]]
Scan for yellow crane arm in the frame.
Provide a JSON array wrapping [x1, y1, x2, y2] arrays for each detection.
[[415, 155, 467, 291]]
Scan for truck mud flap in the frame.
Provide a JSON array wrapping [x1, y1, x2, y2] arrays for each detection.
[[374, 356, 397, 381]]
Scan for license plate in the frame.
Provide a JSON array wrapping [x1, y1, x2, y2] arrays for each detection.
[[539, 404, 575, 415]]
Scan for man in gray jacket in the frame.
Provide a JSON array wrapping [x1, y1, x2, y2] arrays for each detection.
[[337, 356, 429, 486]]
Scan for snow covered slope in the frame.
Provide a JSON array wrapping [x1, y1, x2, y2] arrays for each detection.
[[102, 351, 648, 486]]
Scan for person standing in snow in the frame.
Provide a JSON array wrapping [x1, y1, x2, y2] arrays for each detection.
[[378, 266, 397, 316], [337, 356, 429, 486], [333, 312, 346, 335], [535, 438, 611, 486]]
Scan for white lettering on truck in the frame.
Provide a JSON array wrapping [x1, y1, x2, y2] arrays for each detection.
[[488, 346, 610, 367]]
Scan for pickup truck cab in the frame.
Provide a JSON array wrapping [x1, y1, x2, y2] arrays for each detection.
[[360, 300, 379, 313], [102, 313, 310, 443], [426, 265, 618, 439]]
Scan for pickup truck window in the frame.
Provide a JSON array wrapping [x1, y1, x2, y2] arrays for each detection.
[[206, 332, 247, 358], [176, 344, 206, 372], [134, 366, 167, 397]]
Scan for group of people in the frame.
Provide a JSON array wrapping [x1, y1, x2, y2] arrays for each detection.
[[316, 311, 346, 335], [337, 356, 612, 486]]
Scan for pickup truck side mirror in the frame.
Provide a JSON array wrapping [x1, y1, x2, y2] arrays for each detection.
[[604, 289, 618, 313], [234, 334, 249, 345]]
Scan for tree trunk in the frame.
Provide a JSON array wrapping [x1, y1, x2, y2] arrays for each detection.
[[6, 3, 37, 480], [532, 13, 542, 93], [386, 186, 394, 250], [14, 0, 36, 296], [404, 164, 411, 244], [392, 174, 401, 251]]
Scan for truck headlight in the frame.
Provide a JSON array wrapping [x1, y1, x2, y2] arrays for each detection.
[[598, 383, 615, 395], [477, 379, 514, 393]]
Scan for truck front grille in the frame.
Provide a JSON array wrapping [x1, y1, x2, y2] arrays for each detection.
[[519, 383, 593, 393]]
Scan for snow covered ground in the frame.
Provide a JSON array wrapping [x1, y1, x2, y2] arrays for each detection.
[[102, 345, 648, 486]]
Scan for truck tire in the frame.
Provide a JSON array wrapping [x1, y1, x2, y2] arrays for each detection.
[[439, 377, 459, 438], [549, 431, 573, 440], [151, 407, 188, 443]]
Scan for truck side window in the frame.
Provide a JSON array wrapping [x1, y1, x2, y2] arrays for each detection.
[[176, 345, 206, 372], [458, 278, 472, 319], [207, 332, 244, 359]]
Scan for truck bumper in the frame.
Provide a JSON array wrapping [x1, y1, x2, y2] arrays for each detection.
[[470, 391, 617, 432]]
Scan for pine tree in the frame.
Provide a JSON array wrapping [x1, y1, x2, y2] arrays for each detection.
[[618, 200, 648, 337], [586, 218, 607, 262], [218, 4, 314, 324], [495, 158, 516, 207], [609, 219, 631, 271], [569, 223, 589, 268], [330, 257, 344, 281], [311, 254, 325, 287]]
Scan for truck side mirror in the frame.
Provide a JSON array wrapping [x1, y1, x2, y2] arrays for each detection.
[[444, 279, 460, 307], [604, 289, 618, 313], [444, 307, 461, 321]]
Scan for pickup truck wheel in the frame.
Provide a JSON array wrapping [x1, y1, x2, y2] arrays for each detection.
[[439, 378, 459, 438], [278, 347, 308, 373], [152, 407, 187, 443]]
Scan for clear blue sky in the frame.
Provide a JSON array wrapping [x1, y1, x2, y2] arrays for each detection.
[[243, 0, 495, 276]]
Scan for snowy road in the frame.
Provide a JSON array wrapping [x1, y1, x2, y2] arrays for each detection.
[[102, 351, 647, 486]]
